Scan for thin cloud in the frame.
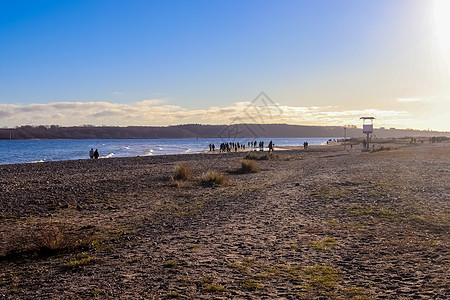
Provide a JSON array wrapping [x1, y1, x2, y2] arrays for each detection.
[[396, 98, 422, 103], [137, 99, 165, 106]]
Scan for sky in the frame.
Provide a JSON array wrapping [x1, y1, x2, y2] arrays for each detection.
[[1, 0, 449, 131]]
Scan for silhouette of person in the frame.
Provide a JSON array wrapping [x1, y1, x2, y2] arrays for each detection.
[[94, 149, 99, 159], [89, 148, 94, 159]]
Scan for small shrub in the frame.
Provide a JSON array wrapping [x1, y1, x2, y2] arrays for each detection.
[[173, 163, 192, 181], [238, 160, 260, 173], [200, 171, 229, 187], [2, 222, 94, 258]]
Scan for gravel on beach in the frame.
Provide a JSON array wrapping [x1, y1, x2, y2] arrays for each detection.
[[1, 141, 449, 299]]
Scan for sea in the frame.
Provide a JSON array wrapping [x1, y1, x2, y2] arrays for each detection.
[[0, 137, 336, 165]]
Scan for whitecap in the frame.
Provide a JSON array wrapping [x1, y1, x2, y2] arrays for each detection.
[[30, 159, 45, 163], [102, 153, 115, 158]]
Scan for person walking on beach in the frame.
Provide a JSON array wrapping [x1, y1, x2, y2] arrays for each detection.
[[89, 148, 94, 159], [268, 140, 273, 152], [94, 149, 99, 159]]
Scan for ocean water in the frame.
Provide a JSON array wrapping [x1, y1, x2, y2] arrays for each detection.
[[0, 137, 335, 165]]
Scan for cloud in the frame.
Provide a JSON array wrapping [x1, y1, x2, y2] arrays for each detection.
[[137, 99, 165, 106], [0, 99, 418, 129], [396, 97, 422, 103]]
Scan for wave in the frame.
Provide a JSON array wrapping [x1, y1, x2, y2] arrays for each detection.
[[30, 159, 45, 163], [102, 153, 115, 158]]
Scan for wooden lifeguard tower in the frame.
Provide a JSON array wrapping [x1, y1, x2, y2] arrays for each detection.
[[360, 117, 375, 151]]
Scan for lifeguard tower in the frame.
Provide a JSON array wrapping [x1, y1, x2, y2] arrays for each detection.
[[360, 117, 375, 151]]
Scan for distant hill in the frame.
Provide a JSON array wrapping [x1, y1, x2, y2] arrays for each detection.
[[0, 124, 447, 139]]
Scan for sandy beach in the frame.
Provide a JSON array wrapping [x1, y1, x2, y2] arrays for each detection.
[[0, 140, 449, 299]]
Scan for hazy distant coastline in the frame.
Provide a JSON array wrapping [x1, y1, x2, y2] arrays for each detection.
[[0, 124, 448, 140]]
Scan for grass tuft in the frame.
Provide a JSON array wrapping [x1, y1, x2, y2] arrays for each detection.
[[342, 286, 372, 299], [304, 265, 340, 290], [173, 163, 192, 181], [238, 160, 260, 173], [63, 253, 97, 268], [200, 171, 229, 187], [203, 283, 227, 293], [241, 279, 264, 291], [311, 237, 337, 251], [245, 152, 278, 160], [163, 259, 177, 268], [2, 221, 94, 258]]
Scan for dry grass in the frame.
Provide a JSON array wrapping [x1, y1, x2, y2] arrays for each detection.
[[63, 253, 97, 268], [173, 163, 192, 181], [238, 160, 260, 174], [241, 279, 264, 291], [305, 265, 340, 289], [349, 205, 398, 219], [163, 259, 177, 268], [2, 221, 94, 258], [310, 237, 337, 251], [245, 152, 278, 161], [168, 179, 190, 188], [200, 171, 229, 187], [203, 283, 227, 293]]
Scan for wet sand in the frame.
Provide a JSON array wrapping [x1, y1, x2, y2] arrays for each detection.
[[1, 141, 449, 299]]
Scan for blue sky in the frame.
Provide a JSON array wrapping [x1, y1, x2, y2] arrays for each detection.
[[1, 0, 449, 130]]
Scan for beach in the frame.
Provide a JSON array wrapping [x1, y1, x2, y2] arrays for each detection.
[[0, 140, 449, 299]]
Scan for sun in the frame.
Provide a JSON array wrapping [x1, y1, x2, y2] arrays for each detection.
[[434, 0, 450, 52]]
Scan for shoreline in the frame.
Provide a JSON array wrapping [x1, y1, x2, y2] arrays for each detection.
[[0, 137, 337, 166]]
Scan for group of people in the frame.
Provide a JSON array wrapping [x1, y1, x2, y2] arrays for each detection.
[[89, 148, 99, 159], [216, 142, 246, 153], [208, 140, 276, 153]]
